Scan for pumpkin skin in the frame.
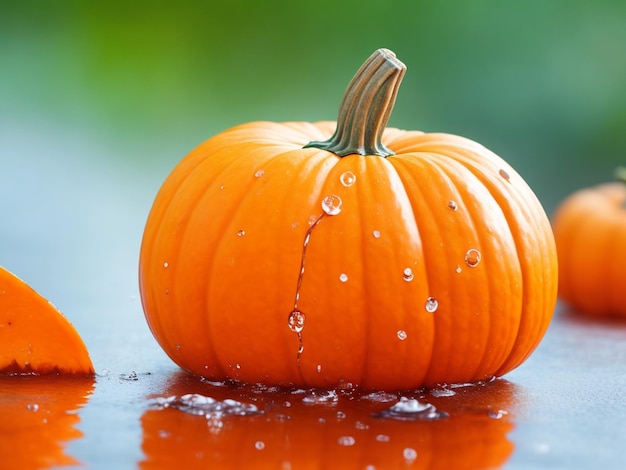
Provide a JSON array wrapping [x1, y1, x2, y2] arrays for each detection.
[[139, 50, 557, 390], [552, 181, 626, 317]]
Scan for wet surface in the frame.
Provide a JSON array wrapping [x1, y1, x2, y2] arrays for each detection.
[[1, 130, 626, 469]]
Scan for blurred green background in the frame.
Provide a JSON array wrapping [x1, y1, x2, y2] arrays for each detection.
[[1, 4, 625, 465], [2, 0, 625, 213]]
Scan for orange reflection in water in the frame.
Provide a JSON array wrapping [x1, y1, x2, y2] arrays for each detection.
[[140, 373, 519, 469], [0, 375, 94, 469]]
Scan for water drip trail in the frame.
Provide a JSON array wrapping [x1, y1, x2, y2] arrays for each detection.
[[288, 194, 343, 367], [289, 213, 326, 366]]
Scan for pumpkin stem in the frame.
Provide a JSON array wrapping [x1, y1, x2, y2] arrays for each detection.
[[304, 48, 406, 157]]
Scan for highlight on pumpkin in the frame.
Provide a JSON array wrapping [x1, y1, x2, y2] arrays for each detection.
[[138, 48, 558, 390], [0, 266, 94, 375]]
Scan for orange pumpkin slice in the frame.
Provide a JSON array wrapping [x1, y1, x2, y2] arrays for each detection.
[[0, 266, 94, 375]]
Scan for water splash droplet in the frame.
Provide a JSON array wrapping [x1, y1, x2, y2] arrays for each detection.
[[363, 391, 398, 403], [447, 200, 458, 211], [339, 171, 356, 187], [488, 409, 508, 419], [148, 394, 261, 434], [430, 387, 456, 398], [288, 310, 305, 333], [403, 448, 418, 463], [339, 273, 349, 283], [425, 297, 439, 313], [402, 267, 414, 282], [397, 330, 407, 341], [499, 169, 510, 181], [302, 390, 338, 404], [321, 195, 342, 216], [337, 436, 356, 446], [465, 248, 481, 267], [355, 421, 369, 430], [254, 169, 265, 178], [237, 230, 246, 237], [372, 397, 449, 421], [372, 230, 381, 239]]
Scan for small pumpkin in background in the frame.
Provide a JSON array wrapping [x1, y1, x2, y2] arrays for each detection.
[[551, 169, 626, 317], [139, 49, 558, 390]]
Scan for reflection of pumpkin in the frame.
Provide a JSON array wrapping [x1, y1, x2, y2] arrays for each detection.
[[139, 49, 557, 390], [552, 179, 626, 317], [0, 375, 94, 468], [0, 266, 94, 374], [140, 372, 516, 469]]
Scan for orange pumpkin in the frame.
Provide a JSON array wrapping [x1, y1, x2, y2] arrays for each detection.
[[0, 266, 94, 375], [139, 49, 558, 390], [552, 173, 626, 317]]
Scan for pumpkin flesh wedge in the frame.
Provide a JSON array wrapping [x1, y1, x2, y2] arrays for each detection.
[[0, 266, 94, 375]]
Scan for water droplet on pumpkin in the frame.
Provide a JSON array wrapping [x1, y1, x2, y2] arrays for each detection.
[[397, 330, 407, 341], [219, 185, 225, 190], [376, 434, 391, 443], [321, 195, 342, 216], [338, 436, 356, 446], [372, 230, 381, 239], [402, 267, 414, 282], [448, 200, 458, 211], [288, 310, 305, 333], [339, 171, 356, 187], [455, 266, 462, 274], [499, 169, 510, 181], [339, 273, 349, 283], [403, 448, 418, 463], [254, 169, 265, 178], [465, 249, 481, 267], [316, 364, 322, 373], [237, 230, 246, 237], [425, 297, 439, 313], [26, 403, 39, 412], [255, 441, 265, 450]]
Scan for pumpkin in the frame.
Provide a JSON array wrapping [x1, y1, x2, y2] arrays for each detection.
[[140, 372, 516, 469], [0, 266, 94, 375], [551, 171, 626, 317], [0, 375, 94, 468], [139, 49, 558, 390]]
